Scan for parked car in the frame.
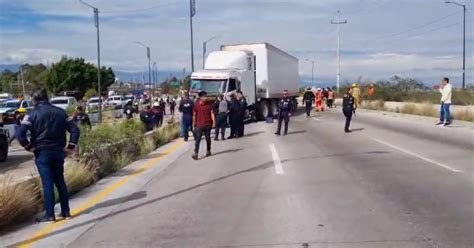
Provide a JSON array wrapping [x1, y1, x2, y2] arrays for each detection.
[[0, 125, 8, 162], [104, 95, 125, 109], [0, 100, 33, 124], [0, 93, 13, 103], [86, 97, 102, 113], [50, 96, 77, 110]]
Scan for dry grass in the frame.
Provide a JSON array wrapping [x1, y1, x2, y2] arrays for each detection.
[[65, 161, 97, 195], [0, 177, 41, 229], [453, 109, 474, 122]]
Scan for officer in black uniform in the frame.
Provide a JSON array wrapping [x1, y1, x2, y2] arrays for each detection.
[[302, 87, 315, 117], [228, 93, 241, 139], [72, 106, 92, 129], [275, 90, 292, 136], [342, 88, 355, 133], [140, 105, 153, 132], [178, 93, 194, 141], [123, 101, 135, 119]]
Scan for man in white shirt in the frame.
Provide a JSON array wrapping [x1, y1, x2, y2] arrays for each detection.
[[436, 77, 452, 126]]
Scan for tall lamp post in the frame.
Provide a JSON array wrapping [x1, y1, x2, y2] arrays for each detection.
[[135, 41, 152, 93], [445, 1, 466, 89], [79, 0, 102, 122], [203, 36, 218, 69], [331, 10, 347, 93], [189, 0, 196, 72], [305, 59, 315, 86], [152, 61, 157, 96]]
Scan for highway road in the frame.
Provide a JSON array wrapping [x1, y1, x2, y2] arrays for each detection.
[[3, 107, 473, 248]]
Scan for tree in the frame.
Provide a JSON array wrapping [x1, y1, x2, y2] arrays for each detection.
[[45, 56, 115, 99], [83, 88, 97, 100]]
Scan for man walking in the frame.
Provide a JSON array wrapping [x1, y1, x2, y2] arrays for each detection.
[[179, 93, 194, 141], [169, 98, 177, 116], [275, 90, 292, 136], [436, 77, 452, 126], [302, 87, 315, 117], [214, 94, 229, 141], [342, 88, 355, 133], [192, 91, 215, 160], [16, 87, 80, 222]]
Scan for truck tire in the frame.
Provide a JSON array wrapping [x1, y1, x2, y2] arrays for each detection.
[[270, 100, 279, 117], [257, 100, 270, 121], [0, 135, 8, 162]]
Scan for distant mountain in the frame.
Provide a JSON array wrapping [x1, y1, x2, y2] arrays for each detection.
[[0, 64, 22, 72]]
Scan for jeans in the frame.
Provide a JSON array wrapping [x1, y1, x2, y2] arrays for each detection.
[[215, 113, 227, 140], [194, 126, 211, 154], [35, 150, 69, 218], [276, 112, 290, 134], [440, 103, 451, 123], [343, 109, 352, 131], [181, 115, 193, 139]]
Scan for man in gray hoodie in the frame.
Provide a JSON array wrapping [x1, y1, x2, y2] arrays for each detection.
[[214, 94, 229, 141]]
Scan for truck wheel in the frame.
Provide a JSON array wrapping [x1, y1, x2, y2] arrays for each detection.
[[270, 100, 279, 117], [257, 100, 270, 121], [0, 136, 8, 162]]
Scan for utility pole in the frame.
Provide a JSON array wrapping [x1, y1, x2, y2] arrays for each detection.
[[135, 41, 152, 95], [189, 0, 196, 72], [306, 59, 315, 86], [20, 65, 26, 96], [331, 10, 347, 93], [79, 0, 102, 122], [445, 1, 466, 89], [203, 36, 217, 69]]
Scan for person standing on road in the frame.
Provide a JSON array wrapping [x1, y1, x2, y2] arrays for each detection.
[[159, 98, 166, 115], [123, 101, 135, 120], [342, 88, 355, 133], [8, 107, 27, 144], [169, 98, 177, 116], [236, 91, 247, 137], [368, 83, 375, 102], [72, 106, 92, 129], [315, 88, 324, 112], [436, 77, 452, 126], [214, 94, 229, 141], [179, 93, 194, 141], [350, 83, 361, 112], [140, 105, 154, 132], [16, 87, 80, 222], [303, 87, 315, 117], [192, 91, 215, 160], [228, 93, 241, 139], [327, 88, 334, 108], [275, 90, 292, 136], [151, 102, 163, 128]]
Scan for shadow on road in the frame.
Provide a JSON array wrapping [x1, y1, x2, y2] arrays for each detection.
[[0, 154, 34, 173], [240, 131, 265, 138], [210, 148, 243, 157], [285, 130, 307, 135], [85, 191, 147, 213], [351, 128, 365, 132]]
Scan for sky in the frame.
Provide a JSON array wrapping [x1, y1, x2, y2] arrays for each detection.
[[0, 0, 473, 87]]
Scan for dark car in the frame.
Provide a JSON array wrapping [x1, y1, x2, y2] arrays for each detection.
[[0, 100, 33, 124]]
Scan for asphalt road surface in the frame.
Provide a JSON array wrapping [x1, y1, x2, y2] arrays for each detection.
[[6, 107, 474, 248]]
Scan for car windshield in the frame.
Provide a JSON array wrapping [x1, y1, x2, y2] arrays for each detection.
[[89, 99, 100, 103], [0, 101, 21, 108], [51, 99, 68, 104], [191, 79, 225, 93]]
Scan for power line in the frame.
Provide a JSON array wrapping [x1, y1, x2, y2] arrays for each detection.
[[377, 22, 461, 46], [349, 10, 462, 44]]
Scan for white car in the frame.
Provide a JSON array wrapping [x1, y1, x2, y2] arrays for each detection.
[[50, 96, 77, 110], [105, 95, 125, 109], [86, 97, 103, 113]]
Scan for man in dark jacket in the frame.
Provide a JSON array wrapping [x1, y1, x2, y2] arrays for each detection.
[[227, 93, 241, 139], [342, 88, 355, 133], [16, 87, 80, 222], [302, 87, 315, 117], [140, 105, 153, 132], [159, 98, 166, 115], [179, 93, 194, 141], [275, 90, 292, 136], [236, 91, 247, 137], [123, 101, 135, 119], [151, 102, 164, 128], [72, 106, 92, 129], [169, 98, 177, 116]]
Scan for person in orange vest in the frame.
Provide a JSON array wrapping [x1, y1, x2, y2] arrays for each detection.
[[327, 88, 334, 108], [368, 83, 375, 102], [315, 88, 324, 112]]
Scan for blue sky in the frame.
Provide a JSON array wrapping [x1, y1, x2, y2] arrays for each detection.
[[0, 0, 472, 86]]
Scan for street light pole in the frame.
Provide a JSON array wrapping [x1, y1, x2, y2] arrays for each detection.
[[135, 41, 152, 94], [331, 10, 347, 94], [305, 59, 315, 86], [79, 0, 102, 122], [445, 1, 466, 89], [189, 0, 196, 72], [203, 36, 218, 69]]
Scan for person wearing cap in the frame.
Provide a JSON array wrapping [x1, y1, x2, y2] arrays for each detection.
[[350, 83, 361, 111], [8, 107, 27, 143], [302, 87, 315, 117], [72, 106, 92, 129], [342, 88, 355, 133], [151, 101, 163, 128], [275, 90, 293, 136], [192, 91, 215, 160], [16, 87, 80, 222], [179, 93, 194, 141]]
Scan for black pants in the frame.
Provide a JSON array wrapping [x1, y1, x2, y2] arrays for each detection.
[[327, 99, 333, 108], [305, 101, 312, 116], [343, 110, 352, 131], [170, 108, 175, 115], [229, 115, 240, 138], [194, 126, 211, 154], [237, 117, 245, 137], [276, 113, 290, 134], [215, 113, 227, 140]]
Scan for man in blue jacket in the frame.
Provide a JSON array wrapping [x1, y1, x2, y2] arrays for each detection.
[[16, 87, 80, 222]]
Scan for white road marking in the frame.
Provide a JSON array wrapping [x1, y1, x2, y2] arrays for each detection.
[[269, 143, 285, 175], [372, 138, 463, 173], [312, 117, 321, 121]]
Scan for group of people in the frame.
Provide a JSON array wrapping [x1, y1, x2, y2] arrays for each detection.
[[137, 97, 178, 131], [302, 87, 335, 116], [178, 90, 248, 160]]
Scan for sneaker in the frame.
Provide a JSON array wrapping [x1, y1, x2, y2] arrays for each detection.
[[435, 122, 444, 126], [227, 136, 234, 139], [443, 122, 451, 126], [57, 213, 72, 220], [192, 153, 198, 160], [274, 132, 281, 136], [214, 138, 219, 141], [36, 215, 56, 223], [206, 151, 212, 157], [345, 130, 352, 133]]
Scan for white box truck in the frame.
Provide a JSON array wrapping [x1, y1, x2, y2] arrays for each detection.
[[190, 42, 299, 120]]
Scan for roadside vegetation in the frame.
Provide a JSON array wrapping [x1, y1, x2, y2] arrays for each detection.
[[0, 120, 181, 231]]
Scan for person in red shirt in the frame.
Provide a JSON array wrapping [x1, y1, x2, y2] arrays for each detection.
[[192, 91, 216, 160]]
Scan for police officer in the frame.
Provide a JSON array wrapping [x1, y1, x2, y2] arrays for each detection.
[[179, 93, 194, 141], [151, 102, 163, 128], [236, 91, 247, 137], [72, 106, 92, 129], [16, 87, 80, 222], [159, 98, 166, 115], [302, 87, 315, 117], [140, 105, 153, 132], [275, 90, 292, 136], [228, 93, 241, 139], [169, 98, 177, 116], [123, 101, 135, 120], [342, 88, 355, 133]]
